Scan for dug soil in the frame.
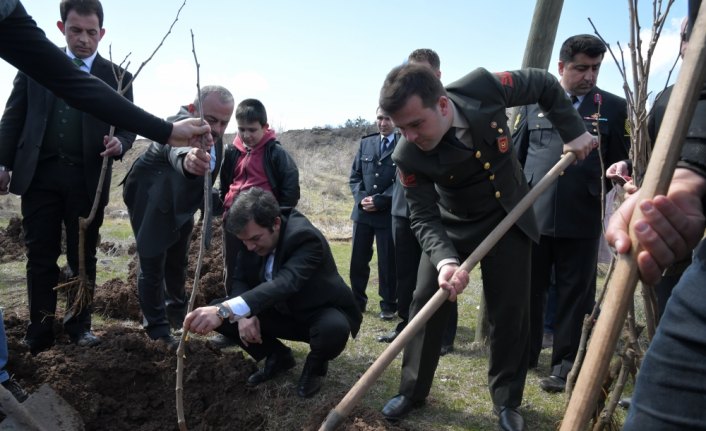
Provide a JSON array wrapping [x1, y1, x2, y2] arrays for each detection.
[[0, 218, 407, 431]]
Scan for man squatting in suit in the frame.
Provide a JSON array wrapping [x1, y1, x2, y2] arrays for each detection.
[[377, 64, 597, 431], [122, 86, 234, 350], [184, 187, 363, 398], [0, 0, 136, 354], [513, 34, 630, 393]]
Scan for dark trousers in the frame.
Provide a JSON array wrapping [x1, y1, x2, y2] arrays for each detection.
[[215, 305, 352, 363], [137, 218, 193, 339], [350, 221, 396, 313], [529, 236, 598, 376], [399, 226, 531, 408], [392, 215, 421, 333], [624, 241, 706, 430], [223, 229, 244, 296], [22, 160, 103, 342]]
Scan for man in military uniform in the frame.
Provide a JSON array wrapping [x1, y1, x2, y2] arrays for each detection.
[[348, 107, 398, 319], [513, 34, 630, 393], [377, 64, 596, 431]]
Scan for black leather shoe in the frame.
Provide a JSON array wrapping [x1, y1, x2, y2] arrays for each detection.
[[247, 348, 296, 386], [496, 406, 526, 431], [440, 344, 454, 356], [539, 375, 566, 393], [297, 356, 328, 398], [379, 310, 396, 320], [70, 331, 101, 347], [377, 330, 399, 343], [21, 337, 54, 356], [381, 394, 424, 421], [155, 335, 180, 353]]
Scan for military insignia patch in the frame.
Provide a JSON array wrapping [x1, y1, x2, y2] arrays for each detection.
[[399, 170, 417, 187], [495, 71, 514, 88], [497, 136, 509, 153]]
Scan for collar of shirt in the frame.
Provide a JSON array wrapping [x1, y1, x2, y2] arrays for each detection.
[[66, 48, 97, 73], [450, 101, 472, 148], [381, 132, 396, 143], [264, 250, 276, 281], [567, 92, 584, 108]]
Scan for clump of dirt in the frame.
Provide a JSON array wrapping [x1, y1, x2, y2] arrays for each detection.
[[0, 216, 24, 262]]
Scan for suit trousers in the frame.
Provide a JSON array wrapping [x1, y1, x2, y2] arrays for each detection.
[[392, 215, 421, 333], [22, 159, 103, 342], [223, 229, 244, 296], [137, 218, 193, 339], [215, 305, 352, 364], [399, 226, 531, 408], [528, 236, 598, 376], [350, 221, 396, 313], [623, 240, 706, 430]]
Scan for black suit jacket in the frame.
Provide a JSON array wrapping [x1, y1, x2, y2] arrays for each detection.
[[231, 209, 362, 337], [514, 87, 630, 238], [0, 52, 135, 205], [122, 107, 224, 258], [393, 68, 586, 267]]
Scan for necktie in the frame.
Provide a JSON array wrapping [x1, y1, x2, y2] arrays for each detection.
[[570, 95, 579, 105], [380, 137, 389, 154], [72, 57, 85, 68]]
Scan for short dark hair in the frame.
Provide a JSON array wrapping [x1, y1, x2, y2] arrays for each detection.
[[60, 0, 104, 27], [559, 34, 606, 63], [408, 48, 441, 71], [194, 85, 234, 108], [379, 64, 446, 115], [235, 98, 268, 126], [226, 187, 280, 235]]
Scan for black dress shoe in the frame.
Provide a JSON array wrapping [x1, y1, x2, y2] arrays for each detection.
[[21, 337, 54, 356], [439, 344, 454, 356], [496, 406, 526, 431], [381, 394, 424, 421], [539, 375, 566, 393], [379, 310, 396, 321], [155, 335, 180, 353], [70, 331, 101, 347], [377, 330, 399, 343], [297, 356, 328, 398], [247, 348, 296, 386]]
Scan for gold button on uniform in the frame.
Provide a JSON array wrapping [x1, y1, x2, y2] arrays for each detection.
[[484, 162, 491, 170], [489, 174, 495, 181], [495, 191, 501, 198], [449, 175, 454, 180], [475, 151, 482, 159]]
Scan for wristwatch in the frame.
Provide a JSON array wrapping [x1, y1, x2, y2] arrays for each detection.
[[216, 303, 233, 321]]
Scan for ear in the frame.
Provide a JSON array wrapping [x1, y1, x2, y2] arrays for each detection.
[[187, 104, 197, 115], [98, 28, 105, 41], [558, 60, 565, 77], [57, 21, 65, 35], [273, 216, 281, 231], [438, 96, 450, 116]]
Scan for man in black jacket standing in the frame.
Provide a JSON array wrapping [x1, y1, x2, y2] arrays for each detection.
[[123, 86, 234, 348]]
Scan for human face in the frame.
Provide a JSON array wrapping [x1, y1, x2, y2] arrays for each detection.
[[376, 109, 394, 136], [237, 120, 267, 148], [389, 94, 452, 152], [198, 94, 234, 139], [57, 10, 104, 59], [558, 53, 603, 96], [236, 218, 281, 256]]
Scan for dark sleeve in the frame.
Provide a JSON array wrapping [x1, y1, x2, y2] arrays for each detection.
[[272, 145, 300, 208], [0, 70, 27, 167], [112, 71, 137, 159], [0, 2, 172, 143], [349, 141, 366, 207]]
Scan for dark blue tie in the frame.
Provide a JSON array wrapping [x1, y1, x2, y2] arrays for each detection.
[[380, 137, 389, 154]]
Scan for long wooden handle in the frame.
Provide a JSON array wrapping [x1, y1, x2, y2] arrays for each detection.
[[560, 5, 706, 430], [319, 151, 577, 431]]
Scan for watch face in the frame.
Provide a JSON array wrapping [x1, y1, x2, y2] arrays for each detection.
[[218, 305, 230, 319]]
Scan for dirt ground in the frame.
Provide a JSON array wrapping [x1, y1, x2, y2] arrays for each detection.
[[0, 217, 407, 431]]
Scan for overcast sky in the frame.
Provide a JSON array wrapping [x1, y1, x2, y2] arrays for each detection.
[[0, 1, 688, 133]]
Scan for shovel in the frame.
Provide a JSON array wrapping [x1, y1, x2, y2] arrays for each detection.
[[319, 151, 578, 431], [0, 383, 84, 431]]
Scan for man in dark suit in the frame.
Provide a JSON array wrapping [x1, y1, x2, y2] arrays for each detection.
[[349, 107, 398, 319], [0, 1, 213, 148], [0, 0, 135, 354], [122, 86, 234, 348], [377, 64, 596, 431], [184, 187, 362, 398], [513, 34, 630, 393]]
